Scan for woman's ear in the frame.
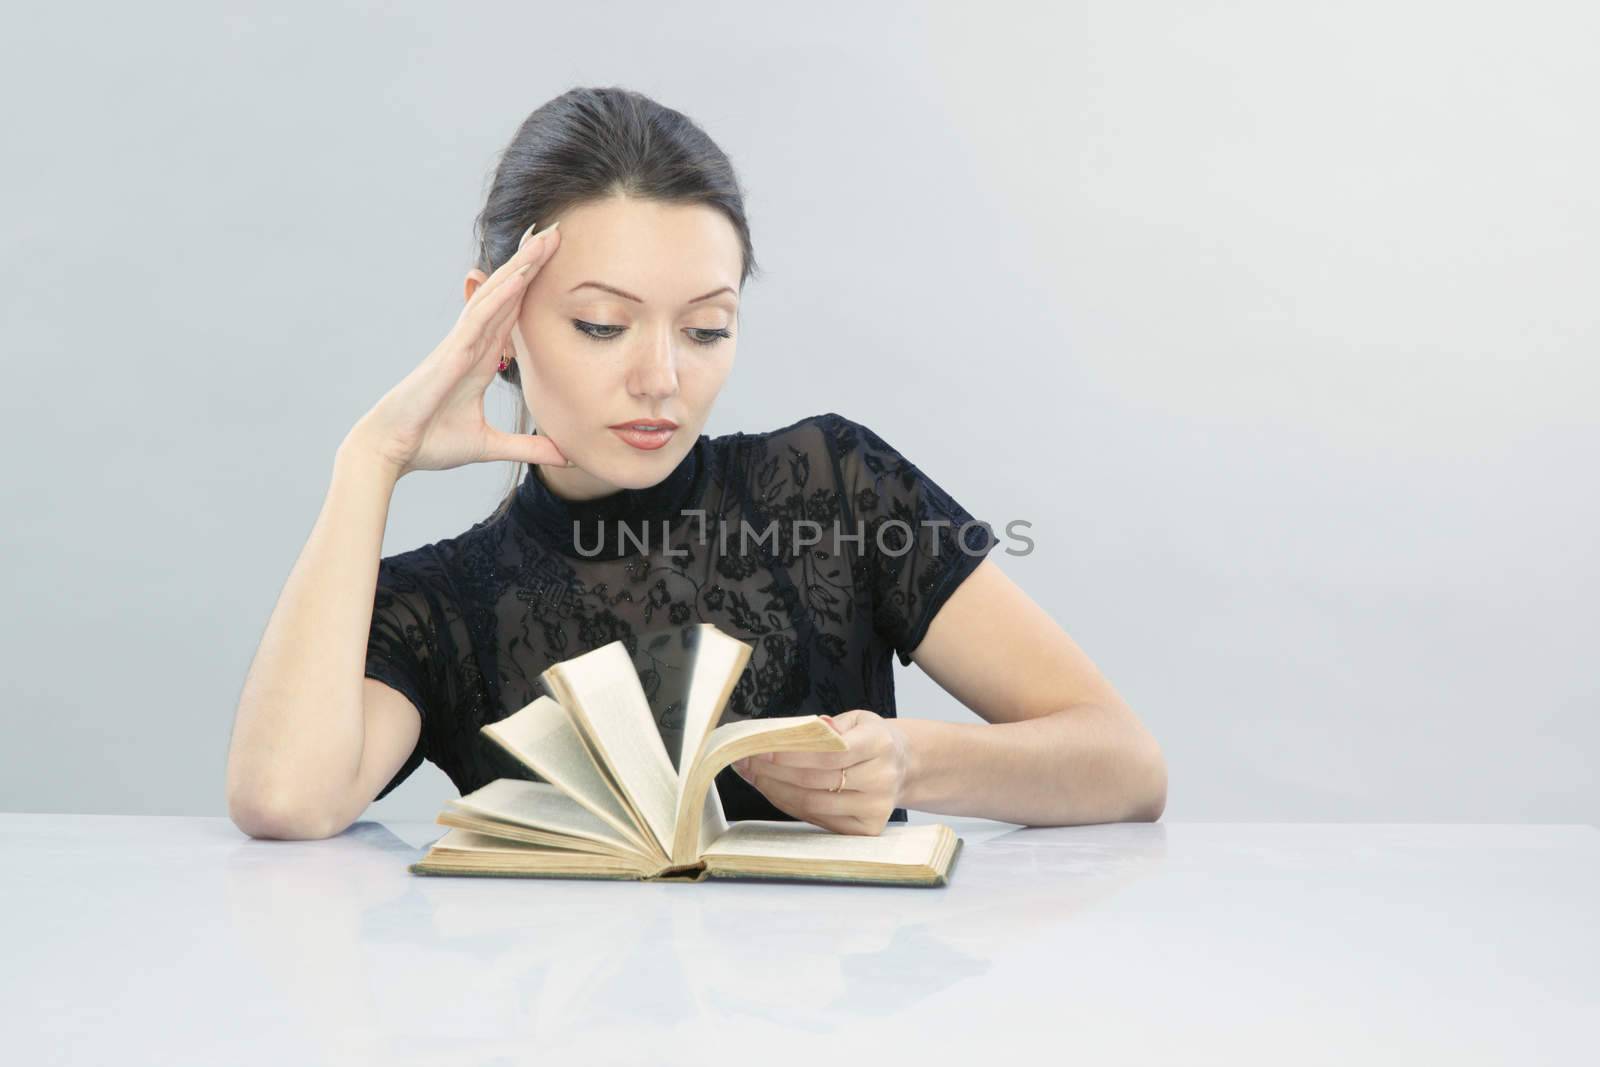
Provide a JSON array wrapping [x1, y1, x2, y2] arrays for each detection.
[[462, 269, 490, 304]]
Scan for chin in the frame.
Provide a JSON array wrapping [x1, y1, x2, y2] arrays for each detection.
[[634, 441, 687, 473], [586, 445, 677, 486]]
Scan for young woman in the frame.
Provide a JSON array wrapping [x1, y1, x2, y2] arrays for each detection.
[[226, 87, 1166, 841]]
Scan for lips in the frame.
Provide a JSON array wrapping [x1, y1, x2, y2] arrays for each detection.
[[610, 421, 677, 451], [609, 419, 679, 431]]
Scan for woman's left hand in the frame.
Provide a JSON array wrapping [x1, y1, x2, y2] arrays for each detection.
[[732, 710, 912, 835]]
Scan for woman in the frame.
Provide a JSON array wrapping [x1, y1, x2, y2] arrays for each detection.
[[226, 87, 1166, 841]]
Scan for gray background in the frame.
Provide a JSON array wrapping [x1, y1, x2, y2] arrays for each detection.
[[3, 2, 1593, 823]]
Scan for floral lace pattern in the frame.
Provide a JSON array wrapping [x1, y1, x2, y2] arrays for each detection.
[[364, 412, 998, 820]]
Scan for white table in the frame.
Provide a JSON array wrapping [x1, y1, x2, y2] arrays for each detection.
[[2, 815, 1595, 1065]]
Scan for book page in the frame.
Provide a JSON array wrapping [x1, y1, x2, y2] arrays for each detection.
[[415, 829, 651, 878], [431, 828, 578, 853], [481, 695, 655, 857], [451, 779, 641, 854], [676, 626, 754, 788], [694, 716, 847, 778], [542, 642, 681, 859], [703, 821, 947, 866], [693, 777, 728, 859]]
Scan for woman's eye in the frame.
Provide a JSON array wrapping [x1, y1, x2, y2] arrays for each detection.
[[571, 319, 731, 347], [687, 328, 732, 347], [572, 320, 625, 341]]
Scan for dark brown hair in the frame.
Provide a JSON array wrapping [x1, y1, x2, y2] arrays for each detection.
[[476, 86, 761, 521]]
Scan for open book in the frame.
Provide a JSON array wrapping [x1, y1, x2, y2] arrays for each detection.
[[408, 623, 962, 887]]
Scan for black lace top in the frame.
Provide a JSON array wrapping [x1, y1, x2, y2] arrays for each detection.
[[363, 411, 998, 824]]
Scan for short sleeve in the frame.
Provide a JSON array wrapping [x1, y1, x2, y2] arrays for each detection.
[[364, 546, 449, 801], [825, 414, 998, 667]]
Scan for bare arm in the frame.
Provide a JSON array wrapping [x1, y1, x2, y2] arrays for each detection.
[[225, 221, 571, 840], [898, 556, 1167, 825], [736, 556, 1166, 832], [225, 430, 417, 840]]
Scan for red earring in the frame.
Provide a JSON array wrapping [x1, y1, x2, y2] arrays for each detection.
[[497, 351, 511, 372]]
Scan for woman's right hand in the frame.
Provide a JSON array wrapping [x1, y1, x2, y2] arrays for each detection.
[[349, 223, 570, 478]]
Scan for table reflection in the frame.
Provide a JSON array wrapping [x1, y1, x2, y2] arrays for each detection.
[[222, 819, 1167, 1057]]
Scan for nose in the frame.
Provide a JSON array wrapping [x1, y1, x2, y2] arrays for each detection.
[[626, 326, 680, 400]]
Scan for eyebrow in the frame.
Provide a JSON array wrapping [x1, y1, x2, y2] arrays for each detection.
[[568, 281, 737, 305]]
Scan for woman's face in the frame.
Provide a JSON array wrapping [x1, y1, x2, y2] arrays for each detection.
[[465, 195, 741, 501]]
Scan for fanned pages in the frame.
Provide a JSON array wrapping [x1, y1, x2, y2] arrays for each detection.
[[480, 695, 660, 860], [410, 623, 963, 887], [539, 642, 681, 859], [441, 779, 641, 858], [421, 828, 654, 879], [675, 627, 755, 784]]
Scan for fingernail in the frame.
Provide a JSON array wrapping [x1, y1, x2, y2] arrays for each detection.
[[518, 221, 539, 250]]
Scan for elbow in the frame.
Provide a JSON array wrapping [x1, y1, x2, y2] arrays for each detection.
[[1126, 736, 1167, 823], [227, 781, 347, 841]]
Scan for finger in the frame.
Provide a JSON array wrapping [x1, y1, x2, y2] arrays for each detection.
[[742, 751, 864, 783], [474, 280, 537, 370], [765, 723, 882, 769], [486, 220, 561, 300], [464, 255, 554, 381], [454, 257, 539, 351], [729, 762, 807, 823], [826, 709, 877, 735], [455, 247, 533, 329], [734, 764, 880, 835], [424, 276, 532, 388], [748, 773, 861, 821], [764, 745, 860, 771], [473, 225, 565, 353], [750, 756, 882, 793], [480, 427, 572, 467], [832, 815, 877, 836], [458, 226, 561, 334], [517, 219, 560, 252], [739, 755, 870, 796]]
